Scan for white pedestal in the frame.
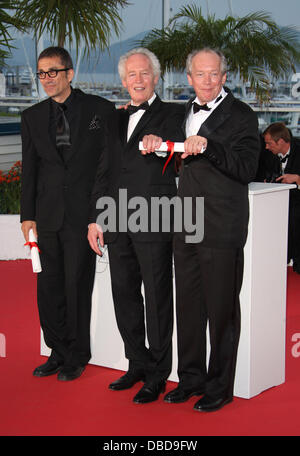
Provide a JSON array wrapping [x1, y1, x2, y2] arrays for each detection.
[[234, 182, 293, 398], [41, 183, 293, 399], [0, 214, 30, 260]]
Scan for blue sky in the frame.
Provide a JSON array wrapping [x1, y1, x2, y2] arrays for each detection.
[[113, 0, 300, 43]]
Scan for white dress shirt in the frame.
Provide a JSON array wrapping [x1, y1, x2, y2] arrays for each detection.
[[185, 87, 227, 138], [127, 93, 156, 141], [278, 148, 290, 173]]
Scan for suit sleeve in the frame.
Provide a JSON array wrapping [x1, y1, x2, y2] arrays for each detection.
[[160, 104, 185, 142], [88, 111, 113, 224], [203, 106, 260, 184], [20, 112, 38, 222], [142, 103, 185, 142]]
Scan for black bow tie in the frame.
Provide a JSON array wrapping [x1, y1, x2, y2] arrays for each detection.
[[192, 94, 223, 114], [193, 102, 211, 113], [280, 154, 289, 163], [127, 102, 149, 115]]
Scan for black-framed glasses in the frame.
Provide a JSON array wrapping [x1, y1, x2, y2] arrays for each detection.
[[36, 68, 71, 79]]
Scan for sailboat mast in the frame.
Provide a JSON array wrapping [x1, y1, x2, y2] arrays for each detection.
[[162, 0, 170, 100]]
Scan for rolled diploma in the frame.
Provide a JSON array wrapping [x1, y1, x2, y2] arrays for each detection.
[[139, 141, 185, 153], [28, 229, 42, 273]]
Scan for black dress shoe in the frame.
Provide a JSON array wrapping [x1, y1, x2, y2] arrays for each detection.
[[57, 365, 85, 381], [109, 370, 145, 391], [33, 359, 63, 377], [293, 262, 300, 274], [133, 381, 166, 404], [164, 385, 204, 403], [193, 395, 232, 412]]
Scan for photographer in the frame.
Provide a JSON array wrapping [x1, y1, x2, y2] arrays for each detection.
[[256, 122, 300, 272]]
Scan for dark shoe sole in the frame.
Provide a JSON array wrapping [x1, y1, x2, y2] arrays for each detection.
[[133, 384, 166, 404], [133, 396, 161, 404], [57, 367, 85, 382], [164, 390, 204, 404], [194, 397, 232, 412], [33, 366, 62, 377], [109, 384, 137, 391], [108, 376, 145, 391]]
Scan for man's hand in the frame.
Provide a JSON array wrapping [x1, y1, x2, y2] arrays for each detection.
[[117, 101, 131, 110], [182, 135, 208, 159], [21, 220, 37, 243], [141, 134, 163, 155], [276, 174, 300, 185], [88, 223, 105, 256]]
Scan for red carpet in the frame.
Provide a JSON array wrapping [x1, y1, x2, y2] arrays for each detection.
[[0, 260, 300, 438]]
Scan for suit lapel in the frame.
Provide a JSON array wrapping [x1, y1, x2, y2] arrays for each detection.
[[119, 108, 130, 145], [126, 96, 162, 147], [183, 89, 234, 138], [182, 98, 194, 136], [198, 90, 233, 137], [64, 90, 82, 163], [38, 99, 63, 163], [284, 141, 297, 173]]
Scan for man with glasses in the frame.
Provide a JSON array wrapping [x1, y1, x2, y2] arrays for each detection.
[[20, 46, 114, 381]]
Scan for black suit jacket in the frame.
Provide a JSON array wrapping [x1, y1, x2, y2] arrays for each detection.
[[255, 138, 300, 208], [20, 89, 114, 231], [90, 95, 185, 242], [178, 87, 260, 248]]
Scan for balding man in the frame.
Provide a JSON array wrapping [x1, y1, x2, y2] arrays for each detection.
[[143, 48, 260, 411]]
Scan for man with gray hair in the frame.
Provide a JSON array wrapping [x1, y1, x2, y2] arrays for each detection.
[[88, 48, 184, 404], [168, 47, 259, 412], [143, 47, 259, 412]]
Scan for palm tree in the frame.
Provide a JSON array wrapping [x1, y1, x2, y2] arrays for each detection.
[[140, 4, 300, 102], [0, 1, 28, 66], [15, 0, 130, 56]]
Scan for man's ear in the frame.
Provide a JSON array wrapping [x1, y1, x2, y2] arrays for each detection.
[[67, 68, 75, 83]]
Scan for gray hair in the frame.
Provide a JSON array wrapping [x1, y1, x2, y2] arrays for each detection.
[[186, 48, 227, 75], [118, 47, 161, 80]]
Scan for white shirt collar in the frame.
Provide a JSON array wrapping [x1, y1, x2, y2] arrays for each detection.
[[127, 93, 156, 141], [278, 147, 290, 159], [194, 87, 227, 110], [130, 92, 156, 107]]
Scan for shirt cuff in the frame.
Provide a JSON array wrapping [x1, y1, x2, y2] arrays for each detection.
[[155, 151, 167, 158]]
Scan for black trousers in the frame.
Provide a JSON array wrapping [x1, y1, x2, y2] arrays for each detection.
[[174, 236, 244, 399], [288, 203, 300, 265], [108, 233, 173, 383], [37, 223, 95, 367]]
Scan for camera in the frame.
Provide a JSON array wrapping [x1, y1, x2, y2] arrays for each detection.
[[265, 172, 282, 183]]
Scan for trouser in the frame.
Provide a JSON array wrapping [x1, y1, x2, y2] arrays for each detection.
[[37, 223, 95, 367], [108, 233, 173, 383], [288, 203, 300, 266], [174, 236, 244, 399]]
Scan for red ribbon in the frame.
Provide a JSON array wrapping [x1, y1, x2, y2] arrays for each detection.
[[162, 140, 175, 175], [24, 241, 41, 252]]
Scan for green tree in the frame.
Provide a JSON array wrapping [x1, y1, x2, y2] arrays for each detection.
[[140, 4, 300, 102], [0, 0, 28, 66], [15, 0, 130, 56]]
